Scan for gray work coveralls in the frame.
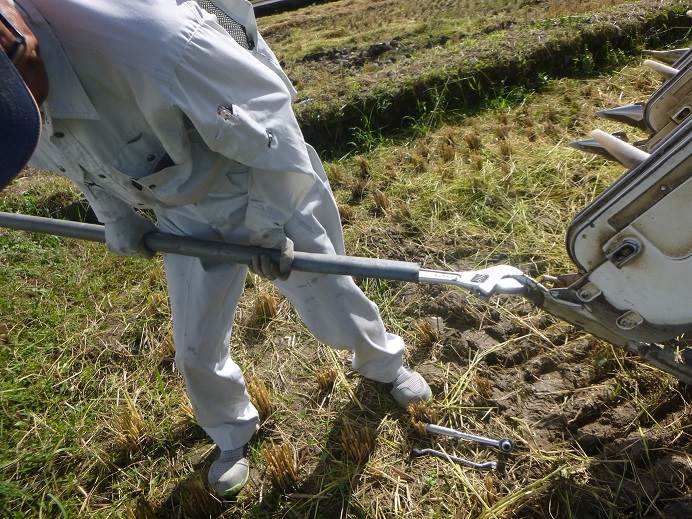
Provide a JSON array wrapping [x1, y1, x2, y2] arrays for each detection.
[[20, 0, 404, 450]]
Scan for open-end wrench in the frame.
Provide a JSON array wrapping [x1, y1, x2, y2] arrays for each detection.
[[411, 448, 497, 471], [424, 423, 514, 453]]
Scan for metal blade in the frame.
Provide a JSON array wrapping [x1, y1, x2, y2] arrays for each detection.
[[569, 138, 620, 162], [596, 103, 648, 131], [643, 59, 679, 80]]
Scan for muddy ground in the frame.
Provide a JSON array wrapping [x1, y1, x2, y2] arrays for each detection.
[[415, 291, 692, 517]]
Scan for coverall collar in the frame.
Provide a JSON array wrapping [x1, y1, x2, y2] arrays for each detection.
[[211, 0, 258, 50], [16, 0, 99, 120]]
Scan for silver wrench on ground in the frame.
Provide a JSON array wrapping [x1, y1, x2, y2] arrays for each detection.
[[424, 423, 514, 453], [411, 448, 497, 471]]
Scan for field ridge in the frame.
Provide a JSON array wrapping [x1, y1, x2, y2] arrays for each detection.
[[286, 1, 691, 152]]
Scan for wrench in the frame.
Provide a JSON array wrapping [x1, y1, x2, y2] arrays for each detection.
[[411, 448, 497, 471], [424, 423, 514, 453]]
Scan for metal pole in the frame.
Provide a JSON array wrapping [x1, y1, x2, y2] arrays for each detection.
[[0, 211, 421, 282]]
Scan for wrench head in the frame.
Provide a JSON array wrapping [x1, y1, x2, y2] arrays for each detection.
[[418, 265, 527, 297], [464, 265, 527, 297]]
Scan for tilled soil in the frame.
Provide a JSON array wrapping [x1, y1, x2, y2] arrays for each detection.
[[408, 287, 692, 517]]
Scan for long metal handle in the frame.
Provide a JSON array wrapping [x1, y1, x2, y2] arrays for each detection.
[[0, 211, 421, 282], [0, 211, 530, 297]]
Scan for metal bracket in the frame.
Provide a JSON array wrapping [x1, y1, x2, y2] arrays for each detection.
[[616, 310, 644, 330], [605, 238, 642, 268], [577, 282, 602, 303], [672, 105, 691, 124]]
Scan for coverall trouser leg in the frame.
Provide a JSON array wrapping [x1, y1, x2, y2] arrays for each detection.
[[156, 179, 404, 451]]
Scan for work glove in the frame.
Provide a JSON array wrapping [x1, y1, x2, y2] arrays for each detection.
[[104, 211, 157, 258], [249, 232, 294, 281]]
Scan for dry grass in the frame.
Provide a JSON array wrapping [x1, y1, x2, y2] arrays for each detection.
[[494, 124, 510, 140], [253, 292, 280, 324], [408, 401, 439, 425], [263, 443, 300, 493], [464, 130, 483, 151], [338, 203, 356, 223], [372, 189, 391, 214], [340, 420, 377, 465], [125, 497, 157, 519], [408, 400, 440, 437], [179, 393, 195, 423], [266, 0, 690, 153], [414, 318, 442, 348], [247, 376, 274, 421], [111, 392, 147, 457], [354, 156, 370, 179], [261, 0, 640, 62], [499, 140, 513, 159], [315, 366, 339, 391], [349, 178, 369, 203], [327, 163, 346, 186], [177, 474, 222, 518]]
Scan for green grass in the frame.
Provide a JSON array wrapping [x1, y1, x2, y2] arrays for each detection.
[[261, 0, 636, 60]]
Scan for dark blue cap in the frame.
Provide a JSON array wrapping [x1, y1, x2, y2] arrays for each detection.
[[0, 49, 41, 190]]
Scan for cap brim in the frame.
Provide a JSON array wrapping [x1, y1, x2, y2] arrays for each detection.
[[0, 51, 41, 191]]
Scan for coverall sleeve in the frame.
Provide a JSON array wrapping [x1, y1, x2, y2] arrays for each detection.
[[167, 18, 316, 245]]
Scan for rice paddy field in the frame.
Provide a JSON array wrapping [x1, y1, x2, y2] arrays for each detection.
[[1, 1, 691, 518]]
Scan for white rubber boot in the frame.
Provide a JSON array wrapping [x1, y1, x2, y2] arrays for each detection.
[[208, 446, 250, 497], [389, 367, 432, 407]]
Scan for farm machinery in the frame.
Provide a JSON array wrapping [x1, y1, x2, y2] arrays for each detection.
[[544, 40, 692, 384]]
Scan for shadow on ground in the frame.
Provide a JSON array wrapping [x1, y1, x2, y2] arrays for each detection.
[[152, 378, 394, 518]]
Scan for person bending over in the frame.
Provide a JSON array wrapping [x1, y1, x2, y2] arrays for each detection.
[[0, 0, 431, 496]]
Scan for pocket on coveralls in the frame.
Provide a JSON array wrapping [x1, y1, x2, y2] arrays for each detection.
[[114, 131, 166, 179], [214, 104, 277, 166]]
